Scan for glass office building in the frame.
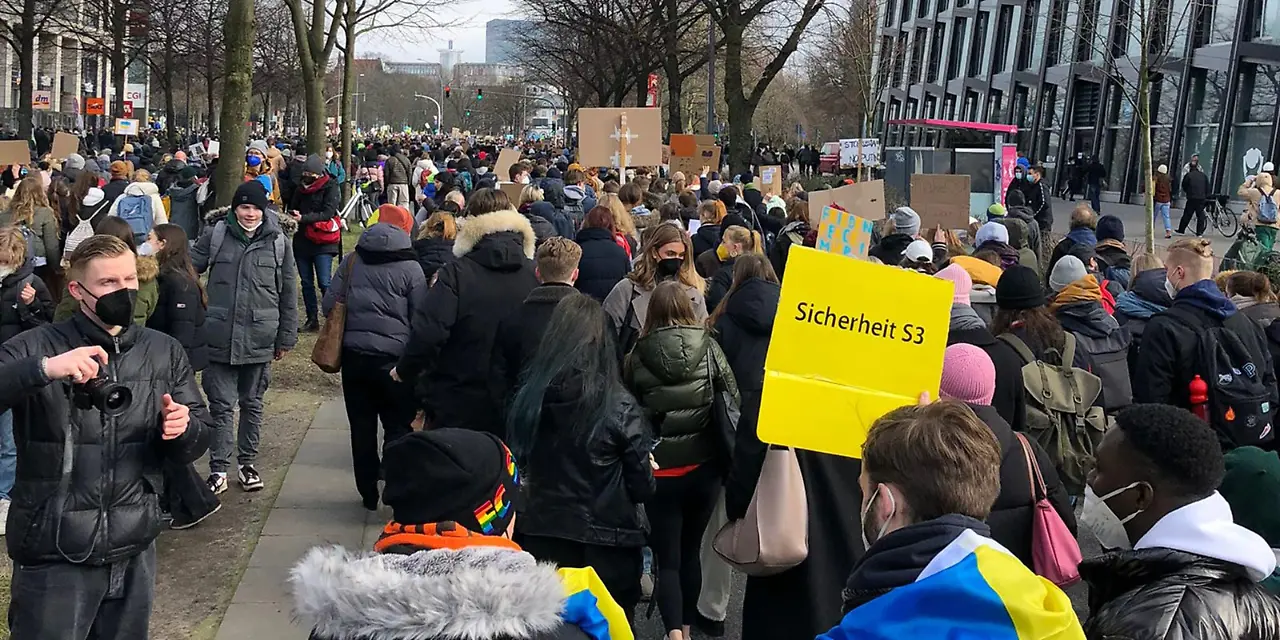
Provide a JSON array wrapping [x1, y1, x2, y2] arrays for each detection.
[[874, 0, 1280, 200]]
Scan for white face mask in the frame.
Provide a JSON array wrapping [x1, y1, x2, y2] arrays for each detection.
[[860, 484, 896, 550], [137, 241, 155, 257], [1080, 482, 1146, 550], [1164, 276, 1179, 300], [519, 174, 530, 185], [240, 219, 263, 235], [325, 150, 334, 160]]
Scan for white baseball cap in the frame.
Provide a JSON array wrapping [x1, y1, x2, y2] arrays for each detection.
[[1264, 161, 1276, 172]]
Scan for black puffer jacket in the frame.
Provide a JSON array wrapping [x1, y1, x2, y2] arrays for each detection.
[[324, 224, 425, 358], [0, 314, 210, 565], [1082, 549, 1280, 640], [146, 269, 208, 371], [0, 261, 54, 344], [519, 203, 559, 246], [288, 155, 342, 258], [948, 326, 1027, 431], [493, 284, 579, 401], [574, 227, 629, 302], [412, 236, 455, 282], [691, 223, 722, 259], [516, 385, 654, 547], [624, 325, 738, 469], [397, 209, 538, 437], [706, 256, 737, 312]]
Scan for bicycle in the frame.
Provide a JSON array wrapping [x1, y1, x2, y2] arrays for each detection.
[[338, 185, 377, 230], [1204, 194, 1240, 238]]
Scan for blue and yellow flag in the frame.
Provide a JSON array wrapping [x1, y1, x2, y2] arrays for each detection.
[[556, 566, 634, 640], [820, 531, 1084, 640]]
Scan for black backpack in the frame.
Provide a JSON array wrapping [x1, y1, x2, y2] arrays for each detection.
[[1166, 307, 1276, 448]]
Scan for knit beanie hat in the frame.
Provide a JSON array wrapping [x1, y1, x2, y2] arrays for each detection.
[[987, 202, 1007, 218], [935, 263, 974, 306], [377, 204, 414, 235], [109, 161, 129, 180], [996, 264, 1046, 309], [1096, 215, 1125, 243], [179, 166, 198, 180], [1221, 447, 1280, 548], [232, 181, 271, 213], [891, 206, 921, 237], [382, 430, 520, 536], [707, 180, 723, 195], [975, 221, 1009, 247], [65, 153, 85, 171], [1049, 255, 1088, 293], [940, 343, 996, 406]]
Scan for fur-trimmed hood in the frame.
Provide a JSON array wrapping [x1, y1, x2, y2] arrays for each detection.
[[136, 255, 159, 283], [291, 545, 569, 640], [204, 204, 297, 236], [454, 208, 536, 261]]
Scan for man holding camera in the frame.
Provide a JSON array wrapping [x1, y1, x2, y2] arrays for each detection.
[[0, 234, 210, 639]]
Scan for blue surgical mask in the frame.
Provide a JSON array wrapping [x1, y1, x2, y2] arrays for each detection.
[[246, 155, 262, 168]]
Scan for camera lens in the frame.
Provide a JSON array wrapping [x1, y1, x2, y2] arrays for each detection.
[[102, 386, 131, 415]]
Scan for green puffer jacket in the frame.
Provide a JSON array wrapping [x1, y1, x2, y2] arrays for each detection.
[[624, 325, 738, 469]]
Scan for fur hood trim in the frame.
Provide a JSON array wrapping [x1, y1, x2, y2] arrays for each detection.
[[453, 208, 536, 259], [204, 204, 297, 236], [136, 255, 159, 283], [291, 545, 568, 640]]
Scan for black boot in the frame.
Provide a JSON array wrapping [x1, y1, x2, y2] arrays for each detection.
[[302, 316, 320, 333]]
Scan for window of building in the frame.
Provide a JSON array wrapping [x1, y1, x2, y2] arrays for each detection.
[[1211, 0, 1237, 44], [1017, 0, 1043, 70], [910, 27, 928, 82], [938, 0, 949, 12], [944, 94, 958, 119], [1153, 73, 1182, 125], [1037, 84, 1066, 163], [1228, 63, 1279, 189], [1255, 0, 1280, 40], [947, 17, 968, 80], [1192, 2, 1213, 47], [1103, 83, 1135, 189], [1115, 0, 1139, 59], [965, 89, 982, 120], [884, 0, 898, 27], [1047, 0, 1068, 66], [994, 6, 1015, 72], [1093, 0, 1115, 64], [1165, 0, 1190, 55], [988, 89, 1005, 122], [928, 24, 946, 83], [901, 0, 914, 25], [1186, 68, 1227, 125], [969, 12, 990, 76], [893, 32, 909, 86], [918, 0, 929, 19]]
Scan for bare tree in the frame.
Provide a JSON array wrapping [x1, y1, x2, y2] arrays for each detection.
[[0, 0, 60, 139], [808, 0, 889, 173], [708, 0, 825, 172], [215, 0, 256, 207], [283, 0, 347, 153]]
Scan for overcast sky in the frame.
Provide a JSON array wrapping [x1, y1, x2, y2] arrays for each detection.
[[357, 1, 517, 64]]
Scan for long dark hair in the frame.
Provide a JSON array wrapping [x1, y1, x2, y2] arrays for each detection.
[[153, 223, 206, 306], [708, 254, 778, 328], [506, 294, 621, 461], [991, 306, 1066, 357]]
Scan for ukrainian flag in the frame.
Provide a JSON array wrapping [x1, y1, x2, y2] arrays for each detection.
[[556, 566, 635, 640], [819, 530, 1084, 640]]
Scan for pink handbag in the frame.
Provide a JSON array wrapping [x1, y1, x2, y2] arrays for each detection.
[[712, 445, 808, 576], [1015, 432, 1082, 587]]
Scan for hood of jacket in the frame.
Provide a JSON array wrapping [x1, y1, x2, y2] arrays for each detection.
[[1175, 279, 1237, 320], [1056, 300, 1121, 338], [356, 223, 416, 265], [123, 181, 160, 197], [136, 255, 158, 284], [168, 181, 199, 198], [1127, 268, 1173, 309], [951, 255, 1003, 287], [161, 159, 187, 175], [1066, 227, 1098, 248], [1096, 240, 1132, 269], [454, 208, 536, 264], [0, 255, 35, 288], [1050, 275, 1102, 311], [722, 277, 780, 336], [976, 240, 1020, 269], [1135, 491, 1277, 581], [540, 180, 566, 208], [873, 233, 915, 262], [291, 544, 568, 640], [843, 515, 992, 609], [633, 325, 713, 384], [950, 303, 987, 331], [563, 184, 588, 202]]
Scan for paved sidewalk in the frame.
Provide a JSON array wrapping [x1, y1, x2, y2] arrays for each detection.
[[214, 399, 386, 639]]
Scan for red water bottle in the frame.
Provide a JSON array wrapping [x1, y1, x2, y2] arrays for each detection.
[[1189, 375, 1209, 422]]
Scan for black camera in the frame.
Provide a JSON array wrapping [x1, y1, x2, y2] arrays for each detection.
[[73, 375, 132, 417]]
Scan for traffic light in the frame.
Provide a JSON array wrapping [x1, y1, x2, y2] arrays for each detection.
[[445, 85, 451, 99], [476, 89, 483, 101], [465, 109, 472, 117]]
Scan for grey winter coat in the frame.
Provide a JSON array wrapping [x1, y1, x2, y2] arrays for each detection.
[[166, 181, 202, 242], [192, 211, 299, 365], [323, 223, 425, 358]]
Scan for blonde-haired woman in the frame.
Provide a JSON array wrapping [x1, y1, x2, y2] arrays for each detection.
[[516, 184, 557, 245], [603, 222, 706, 363], [0, 176, 61, 280], [1240, 171, 1279, 250], [413, 210, 457, 283], [705, 225, 764, 311], [624, 280, 738, 640], [599, 192, 639, 256]]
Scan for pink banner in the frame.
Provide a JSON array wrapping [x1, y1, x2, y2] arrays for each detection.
[[999, 145, 1019, 203]]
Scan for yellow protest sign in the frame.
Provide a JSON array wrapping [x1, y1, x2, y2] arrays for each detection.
[[757, 247, 953, 459], [816, 206, 875, 260]]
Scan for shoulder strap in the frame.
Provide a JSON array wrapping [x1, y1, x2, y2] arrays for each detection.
[[1164, 305, 1210, 332], [1014, 432, 1047, 501], [338, 253, 358, 301], [210, 222, 227, 261], [1061, 332, 1077, 368], [998, 332, 1037, 364]]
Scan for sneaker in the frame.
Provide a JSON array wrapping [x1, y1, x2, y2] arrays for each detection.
[[238, 465, 265, 492], [0, 498, 9, 536], [1165, 230, 1173, 239], [207, 473, 228, 495], [694, 613, 726, 638], [171, 502, 222, 530], [301, 317, 320, 333]]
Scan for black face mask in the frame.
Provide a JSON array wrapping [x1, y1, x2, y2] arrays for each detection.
[[79, 284, 137, 328], [301, 174, 317, 185], [655, 257, 683, 280]]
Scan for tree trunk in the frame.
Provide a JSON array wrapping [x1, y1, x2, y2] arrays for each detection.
[[16, 20, 34, 141], [164, 45, 178, 149], [206, 56, 217, 133], [339, 0, 356, 205], [111, 2, 127, 116], [214, 0, 255, 208], [1139, 58, 1154, 252], [722, 25, 752, 174], [635, 74, 648, 108], [303, 71, 326, 155], [665, 61, 683, 135]]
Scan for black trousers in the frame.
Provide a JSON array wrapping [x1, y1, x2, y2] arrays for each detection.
[[648, 464, 722, 633], [341, 350, 416, 504], [161, 458, 219, 522], [8, 543, 155, 640], [518, 534, 644, 624], [1178, 197, 1207, 235]]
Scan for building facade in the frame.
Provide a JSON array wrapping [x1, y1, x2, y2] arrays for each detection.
[[0, 24, 124, 129], [875, 0, 1280, 201], [485, 19, 532, 65]]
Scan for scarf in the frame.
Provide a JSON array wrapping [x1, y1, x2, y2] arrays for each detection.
[[300, 173, 331, 194], [1232, 294, 1260, 311], [950, 304, 986, 331], [1049, 275, 1101, 311]]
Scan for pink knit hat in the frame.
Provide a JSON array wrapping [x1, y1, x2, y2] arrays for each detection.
[[935, 263, 974, 306], [940, 344, 995, 406]]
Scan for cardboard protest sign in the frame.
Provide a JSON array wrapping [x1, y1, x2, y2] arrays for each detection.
[[805, 180, 885, 226], [669, 134, 696, 157], [757, 247, 953, 458], [206, 140, 220, 156], [51, 132, 79, 159], [910, 174, 971, 229], [693, 134, 716, 146], [577, 108, 662, 168], [670, 144, 721, 177], [755, 165, 782, 195], [499, 182, 525, 204], [495, 148, 522, 181], [85, 98, 106, 116], [0, 141, 29, 166], [816, 206, 875, 260], [114, 119, 139, 136]]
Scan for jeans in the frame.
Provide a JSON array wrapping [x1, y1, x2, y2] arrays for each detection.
[[1155, 202, 1172, 231], [202, 362, 271, 474], [648, 464, 722, 633], [0, 410, 13, 500], [8, 543, 155, 640], [296, 252, 334, 321], [1089, 184, 1102, 213], [340, 350, 415, 505]]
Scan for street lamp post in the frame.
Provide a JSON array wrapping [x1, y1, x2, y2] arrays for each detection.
[[413, 94, 444, 133]]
